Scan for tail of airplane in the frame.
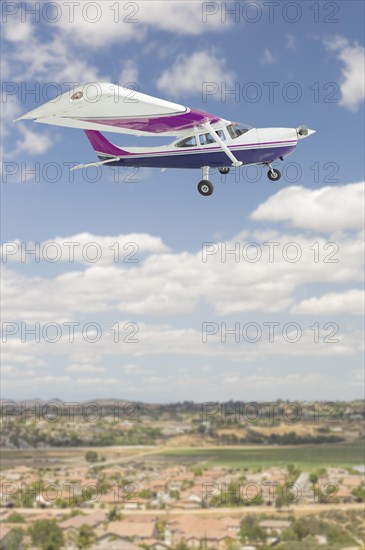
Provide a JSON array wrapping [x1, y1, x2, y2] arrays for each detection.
[[84, 130, 130, 157], [70, 131, 131, 171]]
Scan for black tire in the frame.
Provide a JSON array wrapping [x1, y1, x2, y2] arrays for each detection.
[[198, 180, 214, 196], [267, 168, 281, 181], [219, 167, 230, 175]]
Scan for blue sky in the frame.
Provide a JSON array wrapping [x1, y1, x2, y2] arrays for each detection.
[[1, 1, 364, 402]]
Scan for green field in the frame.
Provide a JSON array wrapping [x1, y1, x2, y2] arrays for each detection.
[[156, 444, 365, 470]]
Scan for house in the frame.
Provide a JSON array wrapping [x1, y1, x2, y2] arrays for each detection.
[[121, 500, 147, 511], [177, 485, 204, 508], [169, 516, 238, 549], [144, 540, 170, 550], [219, 516, 241, 535], [173, 499, 202, 510], [100, 519, 157, 541], [59, 510, 106, 535], [336, 485, 355, 503], [315, 535, 328, 545], [341, 475, 363, 489], [93, 536, 140, 549], [259, 520, 291, 534]]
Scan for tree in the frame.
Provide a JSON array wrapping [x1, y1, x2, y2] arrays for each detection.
[[225, 538, 240, 549], [139, 488, 153, 498], [85, 450, 98, 463], [291, 520, 309, 541], [76, 524, 96, 549], [275, 495, 285, 510], [309, 472, 318, 484], [240, 516, 266, 543], [7, 511, 25, 523], [107, 507, 122, 521], [155, 519, 166, 539], [352, 485, 365, 502], [29, 519, 64, 550], [2, 528, 23, 550]]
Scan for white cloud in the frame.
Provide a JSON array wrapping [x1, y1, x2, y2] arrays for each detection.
[[6, 35, 108, 83], [1, 95, 21, 129], [250, 182, 365, 232], [2, 321, 363, 376], [15, 125, 53, 156], [292, 289, 364, 315], [2, 320, 363, 400], [54, 1, 230, 48], [324, 36, 365, 111], [1, 96, 52, 165], [286, 34, 297, 51], [2, 182, 364, 399], [2, 223, 363, 322], [119, 60, 139, 86], [2, 14, 108, 84], [3, 18, 33, 42], [1, 232, 170, 265], [260, 48, 277, 65], [156, 50, 235, 98], [65, 364, 106, 373]]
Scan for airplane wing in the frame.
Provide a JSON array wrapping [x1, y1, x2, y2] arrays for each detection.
[[16, 83, 226, 137]]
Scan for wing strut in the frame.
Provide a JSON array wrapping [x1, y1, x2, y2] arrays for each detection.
[[204, 123, 243, 167]]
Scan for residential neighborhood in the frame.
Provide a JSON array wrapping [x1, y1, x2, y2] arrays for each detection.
[[1, 400, 364, 548]]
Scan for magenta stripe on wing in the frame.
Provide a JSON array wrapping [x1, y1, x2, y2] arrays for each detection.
[[79, 109, 220, 134]]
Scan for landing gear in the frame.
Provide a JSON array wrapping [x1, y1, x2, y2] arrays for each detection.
[[198, 166, 214, 196], [198, 180, 214, 196], [267, 166, 281, 181], [219, 167, 230, 175]]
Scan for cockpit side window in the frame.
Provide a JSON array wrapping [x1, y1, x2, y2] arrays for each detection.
[[216, 130, 226, 141], [199, 133, 215, 146], [175, 136, 197, 148], [199, 130, 226, 145]]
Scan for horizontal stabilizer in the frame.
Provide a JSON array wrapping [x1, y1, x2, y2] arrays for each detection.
[[70, 158, 120, 171]]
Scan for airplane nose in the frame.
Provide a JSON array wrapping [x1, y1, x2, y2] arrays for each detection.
[[296, 126, 316, 139]]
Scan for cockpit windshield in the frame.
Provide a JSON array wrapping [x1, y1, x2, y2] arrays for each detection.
[[226, 123, 252, 139]]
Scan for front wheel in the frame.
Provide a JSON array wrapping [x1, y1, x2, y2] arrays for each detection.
[[198, 180, 214, 196], [267, 168, 281, 181]]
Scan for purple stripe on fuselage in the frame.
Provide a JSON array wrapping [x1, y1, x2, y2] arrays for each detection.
[[107, 139, 298, 157], [98, 145, 297, 169], [78, 109, 220, 134]]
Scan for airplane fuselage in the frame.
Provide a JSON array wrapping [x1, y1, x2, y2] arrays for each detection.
[[95, 125, 302, 169]]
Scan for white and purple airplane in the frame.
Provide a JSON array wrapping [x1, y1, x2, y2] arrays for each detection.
[[17, 83, 315, 196]]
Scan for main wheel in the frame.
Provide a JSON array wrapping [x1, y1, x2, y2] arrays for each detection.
[[219, 167, 230, 175], [198, 180, 214, 196], [267, 168, 281, 181]]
